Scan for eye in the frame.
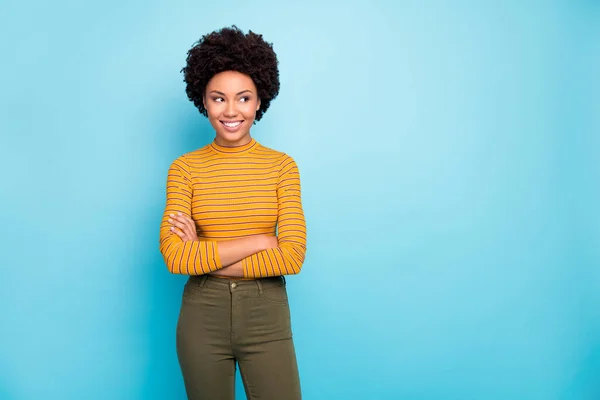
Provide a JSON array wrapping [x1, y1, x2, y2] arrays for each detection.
[[212, 97, 224, 103], [240, 96, 250, 103]]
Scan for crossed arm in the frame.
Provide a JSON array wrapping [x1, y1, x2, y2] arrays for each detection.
[[159, 155, 306, 278], [167, 212, 276, 277]]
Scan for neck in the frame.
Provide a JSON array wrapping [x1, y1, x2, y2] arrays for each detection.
[[214, 134, 252, 148], [210, 137, 258, 155]]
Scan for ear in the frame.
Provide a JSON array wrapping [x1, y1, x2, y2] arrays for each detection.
[[203, 95, 207, 110], [256, 98, 261, 112]]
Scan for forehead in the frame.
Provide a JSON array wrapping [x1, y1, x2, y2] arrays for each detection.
[[206, 70, 256, 93]]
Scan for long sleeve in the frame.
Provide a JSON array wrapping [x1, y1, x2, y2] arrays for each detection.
[[159, 157, 222, 275], [242, 156, 307, 278]]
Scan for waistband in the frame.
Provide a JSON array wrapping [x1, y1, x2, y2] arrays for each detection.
[[188, 274, 286, 291]]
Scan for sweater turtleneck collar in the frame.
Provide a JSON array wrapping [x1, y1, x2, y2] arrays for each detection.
[[209, 138, 258, 155]]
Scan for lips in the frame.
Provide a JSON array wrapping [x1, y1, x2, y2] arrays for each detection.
[[221, 120, 243, 128], [220, 120, 245, 133]]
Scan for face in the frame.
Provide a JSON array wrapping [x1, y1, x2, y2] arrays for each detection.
[[203, 70, 261, 147]]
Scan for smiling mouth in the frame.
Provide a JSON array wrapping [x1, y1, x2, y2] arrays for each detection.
[[221, 120, 243, 128]]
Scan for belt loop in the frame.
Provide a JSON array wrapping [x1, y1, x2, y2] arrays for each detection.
[[255, 279, 263, 294], [199, 275, 208, 288], [282, 275, 286, 285]]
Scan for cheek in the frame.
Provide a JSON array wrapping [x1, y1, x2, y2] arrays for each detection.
[[242, 102, 259, 118], [205, 104, 221, 119]]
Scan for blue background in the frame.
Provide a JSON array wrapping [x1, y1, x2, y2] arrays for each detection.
[[1, 1, 599, 399]]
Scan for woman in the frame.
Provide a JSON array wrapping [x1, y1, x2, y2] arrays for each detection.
[[158, 26, 306, 400]]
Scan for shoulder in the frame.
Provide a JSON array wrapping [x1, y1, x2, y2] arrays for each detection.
[[167, 144, 213, 172], [182, 143, 214, 162], [255, 142, 298, 166], [255, 143, 302, 181], [172, 143, 213, 164]]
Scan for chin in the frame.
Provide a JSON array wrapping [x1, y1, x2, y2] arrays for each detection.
[[218, 131, 250, 144]]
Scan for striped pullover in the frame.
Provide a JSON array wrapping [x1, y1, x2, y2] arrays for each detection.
[[159, 138, 307, 278]]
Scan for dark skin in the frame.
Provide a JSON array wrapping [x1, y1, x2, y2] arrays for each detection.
[[202, 70, 261, 147], [168, 71, 278, 277]]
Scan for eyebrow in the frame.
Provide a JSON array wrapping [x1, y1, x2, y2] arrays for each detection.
[[208, 90, 253, 96]]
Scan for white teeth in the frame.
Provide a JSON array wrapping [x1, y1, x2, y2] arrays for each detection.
[[223, 121, 242, 128]]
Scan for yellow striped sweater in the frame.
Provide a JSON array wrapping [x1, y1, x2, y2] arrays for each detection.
[[159, 138, 307, 278]]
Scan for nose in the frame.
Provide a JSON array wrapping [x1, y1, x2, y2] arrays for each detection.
[[224, 101, 238, 117]]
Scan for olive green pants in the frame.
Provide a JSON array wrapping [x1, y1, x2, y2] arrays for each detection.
[[176, 274, 302, 400]]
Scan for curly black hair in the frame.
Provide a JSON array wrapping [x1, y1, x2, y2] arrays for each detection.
[[181, 25, 280, 122]]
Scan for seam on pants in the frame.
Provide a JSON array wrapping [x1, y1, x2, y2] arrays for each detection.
[[229, 283, 234, 354], [255, 279, 263, 294]]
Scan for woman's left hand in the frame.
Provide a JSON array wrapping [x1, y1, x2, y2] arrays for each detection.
[[168, 213, 198, 242]]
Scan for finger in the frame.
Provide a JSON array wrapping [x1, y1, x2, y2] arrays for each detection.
[[167, 216, 193, 238], [171, 226, 195, 241], [169, 214, 197, 241], [169, 213, 192, 232], [168, 218, 190, 233], [170, 227, 186, 239], [176, 213, 197, 236], [175, 213, 198, 240]]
